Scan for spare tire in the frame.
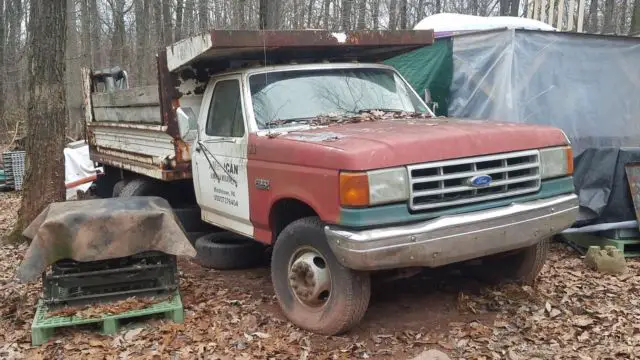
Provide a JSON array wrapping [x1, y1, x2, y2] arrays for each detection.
[[119, 178, 160, 197], [112, 179, 128, 197], [194, 232, 264, 270]]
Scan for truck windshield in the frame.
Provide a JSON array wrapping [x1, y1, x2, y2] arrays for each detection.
[[249, 67, 429, 129]]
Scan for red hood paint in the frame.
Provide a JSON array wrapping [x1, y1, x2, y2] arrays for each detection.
[[249, 118, 568, 171]]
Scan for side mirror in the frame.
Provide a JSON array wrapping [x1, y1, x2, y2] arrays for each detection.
[[177, 107, 198, 142], [424, 89, 432, 104], [423, 89, 439, 113]]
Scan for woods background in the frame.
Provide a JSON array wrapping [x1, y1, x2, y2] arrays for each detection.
[[0, 0, 638, 144]]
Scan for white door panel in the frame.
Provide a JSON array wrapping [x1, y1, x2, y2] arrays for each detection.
[[191, 76, 253, 237]]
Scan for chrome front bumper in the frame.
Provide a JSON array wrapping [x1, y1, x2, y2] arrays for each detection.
[[325, 194, 579, 271]]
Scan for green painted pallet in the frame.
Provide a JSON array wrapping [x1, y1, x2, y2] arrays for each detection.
[[31, 292, 184, 346], [560, 233, 640, 257]]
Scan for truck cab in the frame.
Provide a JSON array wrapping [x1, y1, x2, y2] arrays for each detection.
[[83, 30, 578, 335]]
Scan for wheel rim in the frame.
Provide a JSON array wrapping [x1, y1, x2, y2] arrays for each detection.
[[288, 246, 331, 308]]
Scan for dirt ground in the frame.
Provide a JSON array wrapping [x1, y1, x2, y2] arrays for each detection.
[[1, 191, 639, 359]]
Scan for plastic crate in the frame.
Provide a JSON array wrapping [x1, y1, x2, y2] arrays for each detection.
[[2, 151, 26, 191], [42, 252, 178, 307]]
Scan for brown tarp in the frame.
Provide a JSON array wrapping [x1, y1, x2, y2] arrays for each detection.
[[16, 196, 197, 283]]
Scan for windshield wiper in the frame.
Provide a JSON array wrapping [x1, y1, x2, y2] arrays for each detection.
[[264, 117, 314, 127], [356, 108, 406, 114]]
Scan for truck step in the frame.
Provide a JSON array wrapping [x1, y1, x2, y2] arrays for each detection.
[[559, 233, 640, 257], [31, 292, 184, 346]]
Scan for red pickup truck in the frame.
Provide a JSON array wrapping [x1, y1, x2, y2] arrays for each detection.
[[83, 30, 578, 335]]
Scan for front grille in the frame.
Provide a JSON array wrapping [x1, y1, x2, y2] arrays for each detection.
[[408, 150, 541, 211]]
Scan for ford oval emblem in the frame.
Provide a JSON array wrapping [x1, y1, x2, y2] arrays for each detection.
[[468, 174, 492, 187]]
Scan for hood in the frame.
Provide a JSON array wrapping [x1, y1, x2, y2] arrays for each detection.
[[249, 118, 568, 171]]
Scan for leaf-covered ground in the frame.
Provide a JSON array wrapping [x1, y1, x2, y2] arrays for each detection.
[[0, 192, 638, 359]]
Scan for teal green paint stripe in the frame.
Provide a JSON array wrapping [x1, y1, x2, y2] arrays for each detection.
[[339, 177, 575, 228]]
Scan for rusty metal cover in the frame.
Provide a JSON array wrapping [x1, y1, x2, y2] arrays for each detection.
[[166, 30, 435, 72], [16, 196, 197, 283]]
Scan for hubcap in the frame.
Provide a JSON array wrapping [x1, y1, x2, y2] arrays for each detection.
[[288, 248, 331, 307]]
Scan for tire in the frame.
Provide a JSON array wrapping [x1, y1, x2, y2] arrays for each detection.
[[194, 232, 264, 270], [112, 179, 128, 197], [469, 238, 550, 285], [271, 217, 371, 335], [119, 178, 160, 197]]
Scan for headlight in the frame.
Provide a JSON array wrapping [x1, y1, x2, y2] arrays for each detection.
[[339, 167, 409, 207], [540, 146, 573, 179]]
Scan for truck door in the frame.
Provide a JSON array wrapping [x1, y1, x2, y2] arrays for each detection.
[[192, 76, 253, 237]]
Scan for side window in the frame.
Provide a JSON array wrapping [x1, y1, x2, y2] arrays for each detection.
[[205, 79, 245, 137]]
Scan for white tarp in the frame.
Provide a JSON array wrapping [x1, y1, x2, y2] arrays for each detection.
[[64, 140, 98, 200], [414, 13, 556, 33], [448, 29, 640, 154]]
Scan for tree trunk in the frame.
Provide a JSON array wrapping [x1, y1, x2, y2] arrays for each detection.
[[322, 0, 330, 29], [13, 0, 68, 239], [341, 0, 352, 31], [307, 0, 316, 28], [237, 0, 246, 29], [399, 0, 408, 29], [80, 0, 91, 65], [110, 0, 127, 66], [259, 0, 280, 29], [433, 0, 440, 13], [372, 0, 380, 29], [184, 0, 195, 36], [356, 0, 366, 29], [198, 0, 209, 31], [153, 0, 163, 48], [500, 0, 510, 15], [632, 0, 640, 34], [7, 0, 23, 103], [388, 0, 398, 30], [602, 0, 615, 33], [90, 0, 100, 67], [587, 0, 598, 32], [163, 0, 172, 44], [134, 0, 149, 85], [511, 0, 521, 16], [175, 0, 184, 39], [618, 0, 627, 33], [0, 0, 6, 117]]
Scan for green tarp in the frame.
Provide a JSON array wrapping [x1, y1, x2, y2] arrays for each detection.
[[384, 38, 453, 116]]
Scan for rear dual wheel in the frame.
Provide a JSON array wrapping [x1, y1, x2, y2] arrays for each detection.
[[271, 217, 371, 335]]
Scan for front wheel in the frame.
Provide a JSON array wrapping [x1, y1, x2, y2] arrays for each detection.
[[271, 217, 371, 335]]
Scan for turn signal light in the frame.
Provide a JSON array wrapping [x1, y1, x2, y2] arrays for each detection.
[[339, 172, 369, 207], [566, 146, 574, 175]]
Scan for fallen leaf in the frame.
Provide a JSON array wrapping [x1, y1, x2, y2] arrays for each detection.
[[124, 328, 143, 342]]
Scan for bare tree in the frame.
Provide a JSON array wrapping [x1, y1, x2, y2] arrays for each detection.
[[587, 0, 598, 32], [0, 0, 5, 117], [372, 0, 381, 29], [389, 0, 398, 30], [341, 0, 353, 30], [259, 0, 281, 29], [13, 0, 68, 237], [198, 0, 209, 31], [163, 0, 173, 44]]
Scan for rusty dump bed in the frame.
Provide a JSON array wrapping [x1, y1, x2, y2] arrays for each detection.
[[84, 30, 434, 181]]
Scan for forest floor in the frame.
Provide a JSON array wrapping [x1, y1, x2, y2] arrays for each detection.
[[1, 191, 639, 359]]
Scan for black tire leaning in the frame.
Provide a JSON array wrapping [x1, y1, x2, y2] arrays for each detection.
[[271, 216, 371, 335], [112, 179, 128, 197], [118, 178, 160, 197], [471, 238, 550, 285], [194, 232, 264, 270]]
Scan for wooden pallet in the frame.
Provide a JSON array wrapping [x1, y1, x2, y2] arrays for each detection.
[[559, 233, 640, 257], [31, 292, 184, 346]]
